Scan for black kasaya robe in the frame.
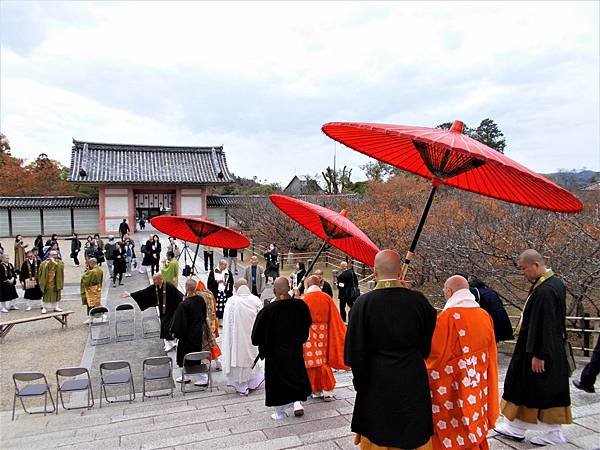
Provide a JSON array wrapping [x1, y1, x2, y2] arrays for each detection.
[[0, 262, 19, 302], [20, 259, 43, 300], [251, 297, 312, 406], [170, 295, 211, 367], [344, 284, 437, 449], [503, 275, 571, 410], [131, 282, 183, 339]]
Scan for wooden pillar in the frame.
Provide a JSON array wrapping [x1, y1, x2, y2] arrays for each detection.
[[175, 187, 182, 215], [128, 187, 135, 232], [98, 186, 106, 234], [40, 209, 45, 235]]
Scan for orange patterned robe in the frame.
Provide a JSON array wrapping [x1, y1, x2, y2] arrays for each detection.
[[302, 289, 349, 393], [426, 303, 499, 450]]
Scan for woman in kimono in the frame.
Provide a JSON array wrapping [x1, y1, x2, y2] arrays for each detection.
[[20, 250, 43, 311]]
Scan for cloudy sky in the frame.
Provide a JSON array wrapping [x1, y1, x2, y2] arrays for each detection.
[[1, 1, 598, 185]]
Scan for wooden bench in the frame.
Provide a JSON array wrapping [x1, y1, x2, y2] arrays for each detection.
[[0, 310, 74, 343]]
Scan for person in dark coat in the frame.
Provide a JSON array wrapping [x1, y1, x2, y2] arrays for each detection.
[[345, 250, 437, 449], [573, 338, 600, 393], [336, 261, 359, 322], [20, 250, 43, 311], [34, 235, 44, 259], [123, 273, 183, 352], [170, 279, 214, 385], [495, 249, 571, 446], [468, 275, 514, 342], [118, 219, 130, 239], [0, 254, 20, 312], [70, 233, 82, 267], [263, 244, 279, 284], [207, 259, 234, 321], [112, 242, 126, 287], [252, 276, 312, 420], [142, 235, 161, 276]]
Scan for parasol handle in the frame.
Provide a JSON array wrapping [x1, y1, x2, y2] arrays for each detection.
[[298, 240, 330, 288], [190, 243, 200, 276], [401, 184, 438, 280]]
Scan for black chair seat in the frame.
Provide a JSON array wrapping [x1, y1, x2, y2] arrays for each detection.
[[18, 384, 49, 396], [60, 379, 89, 392], [144, 367, 171, 380], [103, 373, 131, 385]]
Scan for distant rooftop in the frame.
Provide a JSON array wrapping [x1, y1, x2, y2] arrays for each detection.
[[68, 139, 233, 185]]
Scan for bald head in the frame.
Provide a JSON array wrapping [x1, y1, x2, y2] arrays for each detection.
[[444, 275, 470, 297], [88, 258, 97, 268], [234, 278, 248, 289], [305, 275, 320, 288], [273, 277, 290, 296], [374, 250, 402, 280], [185, 278, 198, 296], [340, 261, 348, 270], [518, 249, 547, 281], [152, 273, 164, 286]]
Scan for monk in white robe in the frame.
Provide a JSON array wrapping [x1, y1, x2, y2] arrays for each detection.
[[222, 278, 265, 396]]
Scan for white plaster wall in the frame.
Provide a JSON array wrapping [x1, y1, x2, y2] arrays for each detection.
[[105, 196, 129, 217], [181, 196, 203, 216], [105, 219, 122, 232], [105, 188, 128, 195]]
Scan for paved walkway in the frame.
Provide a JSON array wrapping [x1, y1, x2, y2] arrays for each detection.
[[1, 231, 598, 449]]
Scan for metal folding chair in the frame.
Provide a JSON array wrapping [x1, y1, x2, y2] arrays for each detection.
[[89, 306, 110, 345], [181, 351, 212, 395], [12, 372, 55, 421], [142, 356, 174, 401], [99, 361, 135, 407], [115, 303, 135, 342], [55, 367, 94, 413], [142, 307, 160, 339]]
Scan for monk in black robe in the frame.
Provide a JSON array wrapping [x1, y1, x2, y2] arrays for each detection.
[[495, 249, 571, 446], [170, 279, 215, 386], [345, 249, 437, 450], [123, 273, 183, 352], [251, 276, 312, 420]]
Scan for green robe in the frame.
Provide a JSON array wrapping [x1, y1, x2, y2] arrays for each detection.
[[81, 266, 104, 306], [161, 259, 179, 286], [38, 259, 65, 303]]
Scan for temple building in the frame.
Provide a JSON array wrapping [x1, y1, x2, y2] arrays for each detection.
[[68, 140, 232, 233]]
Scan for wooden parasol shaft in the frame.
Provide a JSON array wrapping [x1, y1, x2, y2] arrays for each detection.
[[297, 240, 330, 289], [401, 185, 438, 280]]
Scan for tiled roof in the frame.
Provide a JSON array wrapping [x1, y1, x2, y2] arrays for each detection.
[[0, 196, 99, 209], [206, 194, 358, 208], [68, 140, 233, 184]]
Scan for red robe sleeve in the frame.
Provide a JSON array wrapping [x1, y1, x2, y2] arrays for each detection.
[[327, 295, 350, 370]]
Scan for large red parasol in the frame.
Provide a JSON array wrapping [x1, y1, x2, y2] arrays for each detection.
[[322, 120, 583, 278], [269, 194, 380, 281], [150, 216, 250, 249]]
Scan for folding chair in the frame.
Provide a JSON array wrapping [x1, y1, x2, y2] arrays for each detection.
[[89, 306, 110, 345], [55, 367, 94, 413], [12, 372, 55, 421], [142, 308, 161, 339], [181, 351, 212, 395], [142, 356, 174, 401], [115, 303, 135, 342], [99, 361, 135, 407]]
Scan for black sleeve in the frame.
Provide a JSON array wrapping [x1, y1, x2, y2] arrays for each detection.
[[419, 295, 438, 359], [526, 286, 560, 361], [344, 296, 368, 390], [170, 303, 186, 339]]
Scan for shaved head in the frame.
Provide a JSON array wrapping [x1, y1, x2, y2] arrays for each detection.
[[374, 250, 402, 280], [518, 249, 547, 281], [519, 249, 544, 265], [305, 275, 320, 288], [152, 273, 164, 285], [88, 258, 97, 267], [444, 275, 469, 292], [273, 277, 290, 296], [234, 278, 248, 289], [185, 278, 197, 296]]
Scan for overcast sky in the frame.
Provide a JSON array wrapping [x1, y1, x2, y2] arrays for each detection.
[[1, 1, 598, 185]]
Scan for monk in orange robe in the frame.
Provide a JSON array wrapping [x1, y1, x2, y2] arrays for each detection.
[[302, 275, 349, 401], [426, 275, 499, 450]]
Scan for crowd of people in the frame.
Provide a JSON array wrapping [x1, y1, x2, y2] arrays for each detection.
[[2, 227, 598, 448]]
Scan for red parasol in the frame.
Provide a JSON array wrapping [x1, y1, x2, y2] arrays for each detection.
[[269, 194, 380, 279], [322, 120, 583, 278], [150, 216, 250, 249]]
